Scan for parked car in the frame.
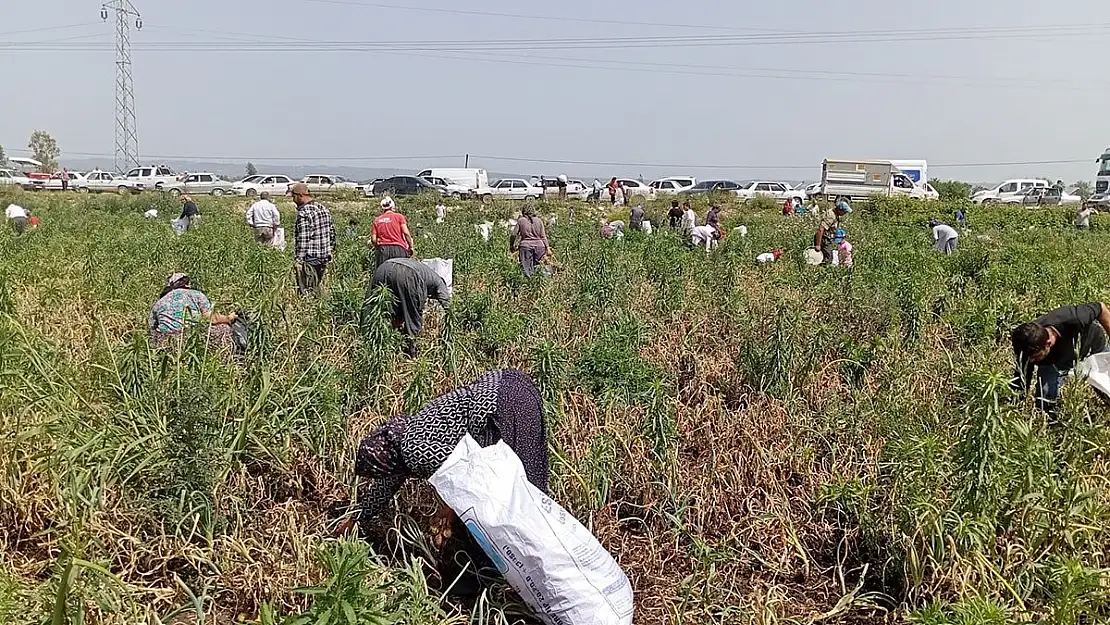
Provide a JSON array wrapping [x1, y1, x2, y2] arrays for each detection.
[[369, 175, 447, 197], [534, 177, 589, 200], [301, 174, 358, 194], [1019, 186, 1081, 207], [735, 181, 800, 202], [680, 180, 743, 196], [232, 175, 295, 197], [486, 178, 543, 201], [0, 168, 37, 190], [40, 171, 86, 191], [971, 179, 1049, 204], [649, 177, 696, 195], [162, 172, 234, 196], [614, 178, 654, 202], [422, 176, 472, 198], [124, 164, 180, 189], [74, 170, 142, 194]]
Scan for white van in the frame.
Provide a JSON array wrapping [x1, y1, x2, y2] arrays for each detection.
[[971, 179, 1049, 204], [416, 168, 488, 193]]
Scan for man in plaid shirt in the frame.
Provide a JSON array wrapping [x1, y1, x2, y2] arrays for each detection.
[[290, 182, 336, 295]]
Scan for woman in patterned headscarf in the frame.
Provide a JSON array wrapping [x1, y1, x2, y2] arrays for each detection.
[[351, 369, 549, 536]]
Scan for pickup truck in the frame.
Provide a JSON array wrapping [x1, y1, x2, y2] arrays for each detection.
[[817, 159, 930, 201]]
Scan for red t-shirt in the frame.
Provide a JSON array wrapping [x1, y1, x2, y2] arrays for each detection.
[[372, 212, 410, 250]]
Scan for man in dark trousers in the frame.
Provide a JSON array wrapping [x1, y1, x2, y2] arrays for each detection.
[[367, 258, 451, 357], [667, 200, 683, 230], [291, 182, 336, 296], [1010, 302, 1110, 412], [179, 195, 200, 230]]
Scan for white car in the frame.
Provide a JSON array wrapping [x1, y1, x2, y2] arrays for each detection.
[[40, 171, 86, 191], [161, 172, 234, 196], [75, 170, 143, 194], [423, 176, 472, 198], [487, 178, 543, 200], [0, 168, 36, 189], [615, 178, 654, 202], [972, 179, 1049, 204], [649, 177, 696, 195], [535, 177, 590, 200], [301, 174, 358, 194], [124, 164, 180, 190], [232, 175, 295, 197], [735, 181, 801, 202]]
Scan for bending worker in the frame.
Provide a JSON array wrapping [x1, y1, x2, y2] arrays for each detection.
[[351, 369, 549, 539], [1010, 302, 1110, 412], [366, 257, 450, 358], [815, 197, 851, 264]]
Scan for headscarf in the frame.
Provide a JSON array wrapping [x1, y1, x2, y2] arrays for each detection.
[[380, 196, 395, 211], [354, 415, 409, 478]]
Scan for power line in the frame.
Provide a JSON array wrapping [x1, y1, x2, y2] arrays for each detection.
[[0, 21, 102, 38], [13, 148, 1089, 171], [298, 0, 792, 33], [1, 22, 1106, 53]]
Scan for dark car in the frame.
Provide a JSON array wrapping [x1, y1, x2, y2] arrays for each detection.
[[370, 175, 446, 197], [679, 180, 742, 196]]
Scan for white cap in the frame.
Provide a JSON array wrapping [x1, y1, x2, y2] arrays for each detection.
[[380, 196, 395, 210]]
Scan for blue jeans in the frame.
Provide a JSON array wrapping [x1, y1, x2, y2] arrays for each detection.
[[1035, 364, 1067, 412]]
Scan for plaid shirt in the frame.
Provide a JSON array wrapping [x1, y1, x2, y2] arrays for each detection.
[[294, 201, 336, 264]]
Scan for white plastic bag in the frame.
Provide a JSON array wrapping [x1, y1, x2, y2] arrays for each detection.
[[642, 220, 653, 235], [271, 227, 286, 252], [430, 436, 634, 625], [143, 209, 158, 220], [171, 217, 187, 236], [1075, 352, 1110, 396], [475, 222, 492, 242], [421, 258, 453, 296]]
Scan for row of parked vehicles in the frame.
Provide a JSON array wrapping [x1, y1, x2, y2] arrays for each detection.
[[0, 156, 1090, 208]]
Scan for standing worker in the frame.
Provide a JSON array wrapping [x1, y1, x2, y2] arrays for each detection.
[[557, 174, 568, 201], [370, 196, 414, 269], [246, 191, 281, 244], [61, 168, 69, 192], [930, 218, 959, 254], [1010, 302, 1110, 412], [667, 200, 683, 230], [367, 257, 451, 358], [511, 203, 550, 277], [629, 203, 645, 232], [291, 182, 336, 296], [607, 177, 619, 205], [179, 195, 200, 230], [681, 201, 697, 240], [815, 197, 851, 264], [1076, 202, 1095, 230], [706, 204, 722, 229]]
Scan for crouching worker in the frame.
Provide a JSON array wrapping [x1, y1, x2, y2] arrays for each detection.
[[1010, 302, 1110, 412], [350, 369, 550, 541], [148, 273, 238, 352], [366, 258, 450, 358]]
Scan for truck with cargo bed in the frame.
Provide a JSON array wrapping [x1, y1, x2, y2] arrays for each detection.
[[816, 159, 931, 201]]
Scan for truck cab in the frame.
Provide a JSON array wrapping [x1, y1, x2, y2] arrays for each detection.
[[1096, 148, 1110, 195]]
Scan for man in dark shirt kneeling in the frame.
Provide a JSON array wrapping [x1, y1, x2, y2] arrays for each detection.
[[1010, 302, 1110, 412]]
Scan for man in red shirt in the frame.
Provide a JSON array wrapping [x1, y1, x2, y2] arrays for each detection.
[[371, 196, 414, 269]]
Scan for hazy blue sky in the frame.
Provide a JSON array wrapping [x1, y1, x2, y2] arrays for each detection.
[[2, 0, 1108, 182]]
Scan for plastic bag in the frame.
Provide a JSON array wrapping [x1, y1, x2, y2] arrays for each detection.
[[430, 436, 634, 625], [642, 220, 653, 235], [171, 218, 187, 236], [421, 258, 454, 296], [475, 222, 492, 242], [1075, 352, 1110, 396], [271, 227, 286, 252]]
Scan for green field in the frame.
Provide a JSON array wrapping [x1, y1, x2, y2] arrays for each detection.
[[1, 188, 1109, 624]]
